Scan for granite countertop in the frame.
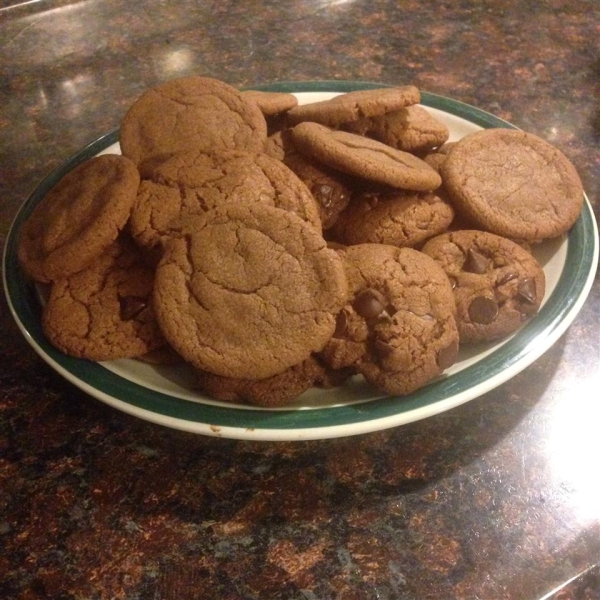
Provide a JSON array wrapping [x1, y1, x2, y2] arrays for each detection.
[[1, 0, 599, 598]]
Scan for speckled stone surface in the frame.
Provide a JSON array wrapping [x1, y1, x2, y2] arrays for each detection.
[[1, 1, 599, 598]]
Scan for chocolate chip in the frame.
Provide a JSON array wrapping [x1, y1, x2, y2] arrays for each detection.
[[463, 248, 490, 274], [497, 271, 518, 285], [468, 296, 498, 324], [333, 310, 348, 338], [437, 339, 458, 369], [373, 339, 394, 361], [517, 278, 537, 304], [119, 296, 147, 321], [311, 183, 334, 208], [353, 288, 386, 319]]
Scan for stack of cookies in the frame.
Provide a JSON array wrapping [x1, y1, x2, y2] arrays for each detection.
[[18, 76, 584, 407]]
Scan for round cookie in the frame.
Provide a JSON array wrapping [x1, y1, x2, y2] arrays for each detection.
[[329, 189, 454, 247], [195, 355, 352, 408], [241, 90, 298, 116], [289, 122, 442, 191], [286, 86, 421, 127], [153, 203, 348, 380], [129, 149, 322, 249], [320, 243, 459, 396], [120, 76, 267, 176], [441, 128, 584, 242], [422, 142, 457, 173], [18, 155, 140, 284], [342, 105, 450, 153], [421, 230, 546, 343], [42, 236, 165, 361]]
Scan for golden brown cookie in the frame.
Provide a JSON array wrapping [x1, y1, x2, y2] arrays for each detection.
[[120, 76, 267, 176], [129, 149, 322, 249], [289, 123, 442, 191], [18, 155, 139, 283], [441, 128, 584, 242], [41, 236, 165, 361], [153, 203, 348, 380], [421, 230, 546, 344], [286, 86, 421, 127], [241, 90, 298, 116], [329, 189, 454, 247], [320, 244, 459, 395], [342, 105, 450, 153]]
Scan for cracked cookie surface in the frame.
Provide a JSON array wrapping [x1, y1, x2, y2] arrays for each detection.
[[41, 236, 165, 361], [441, 128, 583, 242], [18, 155, 139, 283], [120, 76, 267, 176], [153, 203, 348, 379], [422, 230, 545, 343]]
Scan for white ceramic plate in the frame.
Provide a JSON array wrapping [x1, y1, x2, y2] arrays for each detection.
[[3, 81, 598, 441]]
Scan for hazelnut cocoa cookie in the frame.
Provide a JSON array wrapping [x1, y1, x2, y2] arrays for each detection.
[[42, 236, 165, 361], [342, 105, 450, 153], [153, 203, 348, 380], [286, 86, 421, 127], [195, 356, 353, 408], [441, 128, 584, 242], [120, 76, 267, 176], [130, 149, 321, 249], [18, 155, 140, 284], [320, 243, 459, 395], [421, 230, 545, 343], [328, 189, 454, 247], [289, 123, 442, 191]]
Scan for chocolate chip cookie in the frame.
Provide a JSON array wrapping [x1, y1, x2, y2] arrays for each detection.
[[421, 230, 546, 343]]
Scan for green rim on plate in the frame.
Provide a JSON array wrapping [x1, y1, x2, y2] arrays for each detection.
[[3, 81, 598, 438]]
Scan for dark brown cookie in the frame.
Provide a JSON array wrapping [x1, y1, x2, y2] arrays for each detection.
[[329, 189, 454, 247], [195, 355, 352, 407], [342, 105, 450, 153], [41, 236, 165, 361], [18, 155, 140, 283], [153, 203, 348, 379], [421, 230, 546, 343], [129, 149, 322, 249], [320, 243, 459, 395], [120, 76, 267, 176], [441, 128, 584, 242], [289, 122, 442, 191], [286, 86, 421, 127]]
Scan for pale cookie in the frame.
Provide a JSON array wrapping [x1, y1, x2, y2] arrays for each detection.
[[153, 203, 348, 379], [441, 128, 584, 242], [18, 155, 139, 283], [290, 122, 442, 191]]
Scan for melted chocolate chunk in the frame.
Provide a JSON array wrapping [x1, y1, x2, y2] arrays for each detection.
[[497, 271, 518, 286], [312, 183, 335, 208], [333, 309, 348, 338], [119, 296, 148, 321], [353, 288, 386, 319], [437, 339, 458, 370], [468, 296, 498, 324], [517, 278, 537, 304], [463, 248, 491, 274]]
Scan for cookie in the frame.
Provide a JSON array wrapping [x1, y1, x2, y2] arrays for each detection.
[[268, 129, 353, 229], [289, 122, 442, 191], [129, 149, 322, 249], [441, 128, 584, 242], [153, 203, 348, 379], [320, 243, 459, 395], [342, 105, 450, 153], [241, 90, 298, 116], [18, 155, 140, 283], [421, 230, 545, 343], [329, 189, 454, 247], [286, 86, 421, 127], [422, 142, 457, 173], [41, 236, 165, 361], [195, 355, 352, 407], [120, 76, 267, 176]]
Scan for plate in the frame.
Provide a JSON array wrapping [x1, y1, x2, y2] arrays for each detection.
[[3, 81, 598, 441]]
